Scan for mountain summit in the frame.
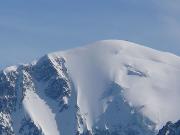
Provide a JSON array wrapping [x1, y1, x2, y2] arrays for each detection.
[[1, 40, 180, 135]]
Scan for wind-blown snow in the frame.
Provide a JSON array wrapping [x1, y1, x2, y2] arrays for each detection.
[[51, 40, 180, 130], [3, 66, 17, 74]]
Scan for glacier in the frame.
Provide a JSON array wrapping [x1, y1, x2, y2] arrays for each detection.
[[0, 40, 180, 135]]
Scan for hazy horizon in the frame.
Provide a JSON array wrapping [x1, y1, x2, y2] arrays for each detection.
[[0, 0, 180, 69]]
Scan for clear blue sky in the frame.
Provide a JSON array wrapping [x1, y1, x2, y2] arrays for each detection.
[[0, 0, 180, 69]]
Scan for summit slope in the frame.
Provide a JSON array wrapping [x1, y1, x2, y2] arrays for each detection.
[[51, 40, 180, 130], [1, 40, 180, 135]]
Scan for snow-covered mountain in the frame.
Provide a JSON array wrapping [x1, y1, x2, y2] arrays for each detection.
[[1, 40, 180, 135]]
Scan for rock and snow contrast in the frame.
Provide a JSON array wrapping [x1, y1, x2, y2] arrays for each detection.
[[0, 40, 180, 135]]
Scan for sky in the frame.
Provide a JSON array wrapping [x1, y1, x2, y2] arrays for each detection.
[[0, 0, 180, 69]]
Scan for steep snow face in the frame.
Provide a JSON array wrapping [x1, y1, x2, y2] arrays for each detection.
[[1, 40, 180, 135], [51, 40, 180, 131], [23, 86, 59, 135]]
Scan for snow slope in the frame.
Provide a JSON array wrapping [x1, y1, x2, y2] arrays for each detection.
[[51, 40, 180, 132], [23, 88, 59, 135], [1, 40, 180, 135]]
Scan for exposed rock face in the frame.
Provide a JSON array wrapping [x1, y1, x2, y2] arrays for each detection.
[[157, 121, 180, 135], [0, 55, 72, 135], [19, 118, 43, 135], [32, 55, 71, 112]]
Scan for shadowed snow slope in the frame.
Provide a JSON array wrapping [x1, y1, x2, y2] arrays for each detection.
[[1, 40, 180, 135]]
